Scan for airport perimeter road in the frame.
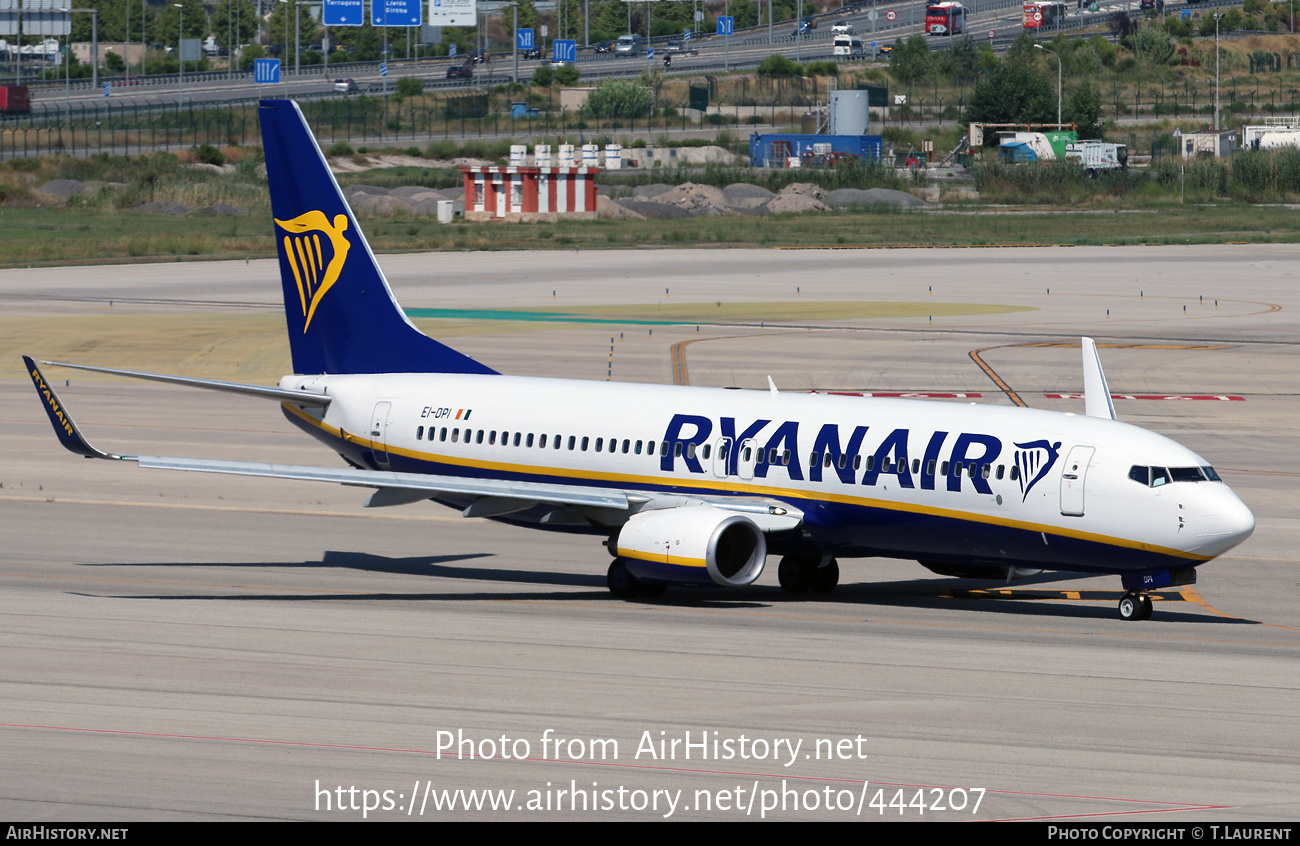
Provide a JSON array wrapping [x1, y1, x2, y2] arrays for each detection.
[[1, 245, 1298, 820]]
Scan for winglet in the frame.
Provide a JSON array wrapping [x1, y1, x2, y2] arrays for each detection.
[[1081, 338, 1117, 421], [22, 356, 134, 460]]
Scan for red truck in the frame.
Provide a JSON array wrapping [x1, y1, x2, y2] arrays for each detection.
[[0, 85, 31, 115]]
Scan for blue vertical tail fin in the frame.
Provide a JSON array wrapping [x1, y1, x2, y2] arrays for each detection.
[[258, 99, 497, 376]]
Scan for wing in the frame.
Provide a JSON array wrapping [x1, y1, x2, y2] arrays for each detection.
[[23, 357, 803, 531]]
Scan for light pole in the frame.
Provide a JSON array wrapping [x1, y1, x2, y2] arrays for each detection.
[[1035, 44, 1061, 127], [1214, 12, 1223, 130], [174, 3, 183, 107], [278, 0, 288, 75]]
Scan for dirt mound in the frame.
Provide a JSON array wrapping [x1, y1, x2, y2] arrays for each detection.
[[656, 182, 730, 216], [632, 183, 674, 198], [36, 179, 86, 200], [611, 199, 695, 219], [764, 183, 830, 214], [722, 183, 776, 209], [597, 195, 645, 220], [826, 187, 930, 209]]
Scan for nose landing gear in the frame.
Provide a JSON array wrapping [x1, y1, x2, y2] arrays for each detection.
[[1118, 591, 1153, 621]]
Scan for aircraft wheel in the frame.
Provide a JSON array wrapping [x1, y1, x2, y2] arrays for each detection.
[[639, 582, 668, 598], [1118, 592, 1147, 621], [778, 555, 813, 594], [1138, 594, 1153, 621], [607, 558, 641, 599], [811, 558, 840, 593]]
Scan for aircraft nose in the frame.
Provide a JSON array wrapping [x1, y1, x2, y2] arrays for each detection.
[[1193, 486, 1256, 555]]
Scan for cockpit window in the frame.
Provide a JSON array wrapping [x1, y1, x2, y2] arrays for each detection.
[[1130, 465, 1219, 487]]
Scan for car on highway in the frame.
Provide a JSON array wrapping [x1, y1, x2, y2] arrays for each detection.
[[663, 40, 684, 53], [520, 46, 543, 59], [332, 77, 358, 94], [446, 64, 473, 80], [469, 49, 490, 64], [792, 15, 817, 35], [593, 40, 614, 53]]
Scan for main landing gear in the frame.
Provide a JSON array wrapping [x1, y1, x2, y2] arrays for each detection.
[[607, 558, 667, 600], [777, 555, 839, 595], [1118, 591, 1154, 621]]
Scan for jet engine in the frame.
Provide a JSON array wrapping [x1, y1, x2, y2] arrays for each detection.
[[615, 506, 767, 588]]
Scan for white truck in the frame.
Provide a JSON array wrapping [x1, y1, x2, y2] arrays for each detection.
[[1065, 141, 1127, 175]]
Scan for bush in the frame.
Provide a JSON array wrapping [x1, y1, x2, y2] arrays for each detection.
[[531, 65, 553, 87], [327, 140, 354, 156], [554, 65, 580, 85], [192, 144, 226, 166], [583, 80, 654, 119], [394, 76, 424, 100], [757, 54, 803, 77]]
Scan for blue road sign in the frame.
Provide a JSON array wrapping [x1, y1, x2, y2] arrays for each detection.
[[449, 44, 457, 57], [717, 15, 734, 36], [683, 29, 691, 40], [517, 28, 534, 50], [254, 58, 281, 84], [1181, 8, 1190, 17], [647, 46, 654, 60], [102, 82, 110, 97], [380, 61, 389, 77], [371, 0, 420, 27], [553, 39, 576, 63], [322, 0, 363, 26]]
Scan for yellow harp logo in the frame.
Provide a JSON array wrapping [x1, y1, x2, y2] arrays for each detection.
[[275, 211, 352, 333]]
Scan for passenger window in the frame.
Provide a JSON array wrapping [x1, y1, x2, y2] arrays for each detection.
[[537, 434, 546, 448], [595, 438, 603, 452], [912, 459, 920, 474], [981, 464, 991, 479], [660, 442, 669, 457], [824, 453, 833, 468], [783, 450, 791, 466], [525, 433, 533, 447], [853, 455, 861, 470], [514, 433, 521, 447], [623, 439, 630, 454], [927, 459, 936, 475], [1010, 465, 1019, 480], [582, 437, 590, 451], [476, 430, 484, 445], [674, 443, 683, 457], [635, 440, 643, 455], [568, 436, 576, 450], [809, 451, 819, 467], [838, 454, 847, 470], [996, 465, 1005, 480], [440, 427, 447, 442], [941, 461, 950, 476], [417, 426, 424, 440], [687, 443, 697, 459], [489, 431, 497, 446], [452, 429, 459, 443], [866, 455, 876, 472], [701, 444, 710, 459]]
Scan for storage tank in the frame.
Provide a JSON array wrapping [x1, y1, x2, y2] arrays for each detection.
[[829, 90, 870, 136]]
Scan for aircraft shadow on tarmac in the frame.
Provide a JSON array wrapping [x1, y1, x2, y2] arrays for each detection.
[[77, 551, 1259, 624]]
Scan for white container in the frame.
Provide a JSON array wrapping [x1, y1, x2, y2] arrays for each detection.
[[535, 144, 552, 167], [581, 143, 599, 167], [558, 144, 576, 167], [509, 144, 527, 166], [605, 144, 622, 170]]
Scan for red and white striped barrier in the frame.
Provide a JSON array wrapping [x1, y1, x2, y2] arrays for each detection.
[[462, 166, 599, 221]]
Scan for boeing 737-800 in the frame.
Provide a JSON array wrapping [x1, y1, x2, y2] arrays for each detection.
[[24, 99, 1255, 621]]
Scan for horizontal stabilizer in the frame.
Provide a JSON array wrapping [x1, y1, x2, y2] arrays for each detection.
[[39, 360, 331, 405]]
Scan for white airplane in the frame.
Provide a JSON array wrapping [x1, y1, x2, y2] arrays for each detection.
[[24, 99, 1255, 621]]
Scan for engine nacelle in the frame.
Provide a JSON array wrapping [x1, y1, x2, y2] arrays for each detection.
[[616, 506, 767, 588]]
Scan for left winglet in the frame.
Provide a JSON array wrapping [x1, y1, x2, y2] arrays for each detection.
[[23, 356, 135, 460], [1081, 338, 1118, 421]]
